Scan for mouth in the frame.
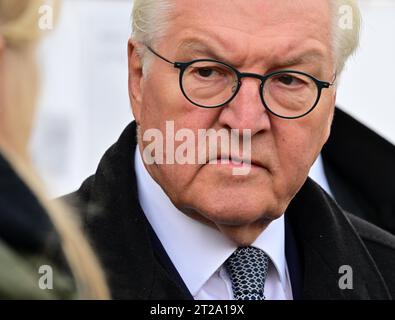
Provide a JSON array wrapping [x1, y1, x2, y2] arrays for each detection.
[[208, 154, 266, 170]]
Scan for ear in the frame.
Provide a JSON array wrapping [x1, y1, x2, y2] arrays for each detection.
[[329, 89, 337, 125], [0, 35, 5, 105], [324, 89, 337, 143], [128, 39, 144, 125]]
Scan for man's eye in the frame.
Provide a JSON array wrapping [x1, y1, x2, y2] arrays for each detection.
[[197, 68, 215, 78], [275, 75, 304, 86]]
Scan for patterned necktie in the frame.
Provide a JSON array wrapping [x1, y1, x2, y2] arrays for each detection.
[[225, 246, 270, 300]]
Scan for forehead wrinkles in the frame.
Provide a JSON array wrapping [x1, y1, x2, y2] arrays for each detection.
[[165, 0, 333, 65], [174, 35, 327, 73], [170, 0, 332, 35]]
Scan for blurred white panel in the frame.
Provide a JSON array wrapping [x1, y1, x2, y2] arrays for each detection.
[[337, 0, 395, 144], [31, 0, 133, 196]]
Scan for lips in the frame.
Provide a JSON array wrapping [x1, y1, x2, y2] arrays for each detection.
[[208, 154, 266, 169]]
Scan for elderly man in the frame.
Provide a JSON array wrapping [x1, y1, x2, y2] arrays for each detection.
[[66, 0, 395, 300]]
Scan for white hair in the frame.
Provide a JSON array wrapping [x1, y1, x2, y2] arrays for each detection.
[[131, 0, 361, 75], [332, 0, 361, 74], [131, 0, 174, 72]]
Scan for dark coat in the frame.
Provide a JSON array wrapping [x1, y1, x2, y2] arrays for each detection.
[[322, 108, 395, 235], [0, 153, 75, 299], [64, 121, 395, 300]]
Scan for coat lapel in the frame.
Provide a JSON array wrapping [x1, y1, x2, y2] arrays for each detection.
[[286, 178, 391, 299]]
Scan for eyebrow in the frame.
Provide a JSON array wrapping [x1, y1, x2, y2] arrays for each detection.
[[176, 39, 326, 72], [274, 51, 325, 69], [175, 39, 233, 64]]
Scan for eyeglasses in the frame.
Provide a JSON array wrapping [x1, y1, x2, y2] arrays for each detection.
[[146, 46, 336, 119]]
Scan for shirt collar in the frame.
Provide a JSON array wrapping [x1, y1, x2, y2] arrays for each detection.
[[309, 154, 334, 197], [134, 146, 288, 296]]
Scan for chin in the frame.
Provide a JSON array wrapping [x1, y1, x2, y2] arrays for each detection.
[[190, 191, 282, 227], [217, 224, 270, 246]]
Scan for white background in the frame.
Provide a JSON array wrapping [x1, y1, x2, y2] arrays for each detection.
[[31, 0, 395, 196]]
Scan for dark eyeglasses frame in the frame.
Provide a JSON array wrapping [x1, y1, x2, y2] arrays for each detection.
[[146, 45, 336, 119]]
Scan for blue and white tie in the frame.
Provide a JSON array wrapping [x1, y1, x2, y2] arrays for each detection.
[[225, 246, 270, 300]]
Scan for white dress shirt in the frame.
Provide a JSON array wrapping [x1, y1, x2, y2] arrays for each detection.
[[134, 146, 293, 300], [309, 154, 334, 197]]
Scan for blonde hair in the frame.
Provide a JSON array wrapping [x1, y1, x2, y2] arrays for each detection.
[[0, 0, 45, 47], [131, 0, 361, 74], [0, 0, 109, 299]]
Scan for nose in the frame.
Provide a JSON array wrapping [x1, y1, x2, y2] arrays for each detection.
[[218, 77, 271, 135]]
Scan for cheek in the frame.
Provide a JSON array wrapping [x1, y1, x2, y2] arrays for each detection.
[[138, 75, 223, 200], [140, 71, 223, 149], [141, 69, 222, 125], [140, 77, 174, 128], [290, 97, 334, 160], [272, 114, 330, 184]]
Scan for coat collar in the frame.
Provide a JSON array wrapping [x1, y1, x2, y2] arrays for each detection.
[[322, 107, 395, 234], [73, 121, 390, 300], [286, 178, 391, 299]]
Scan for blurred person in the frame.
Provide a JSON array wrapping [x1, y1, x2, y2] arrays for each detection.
[[65, 0, 395, 300], [0, 0, 109, 299]]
